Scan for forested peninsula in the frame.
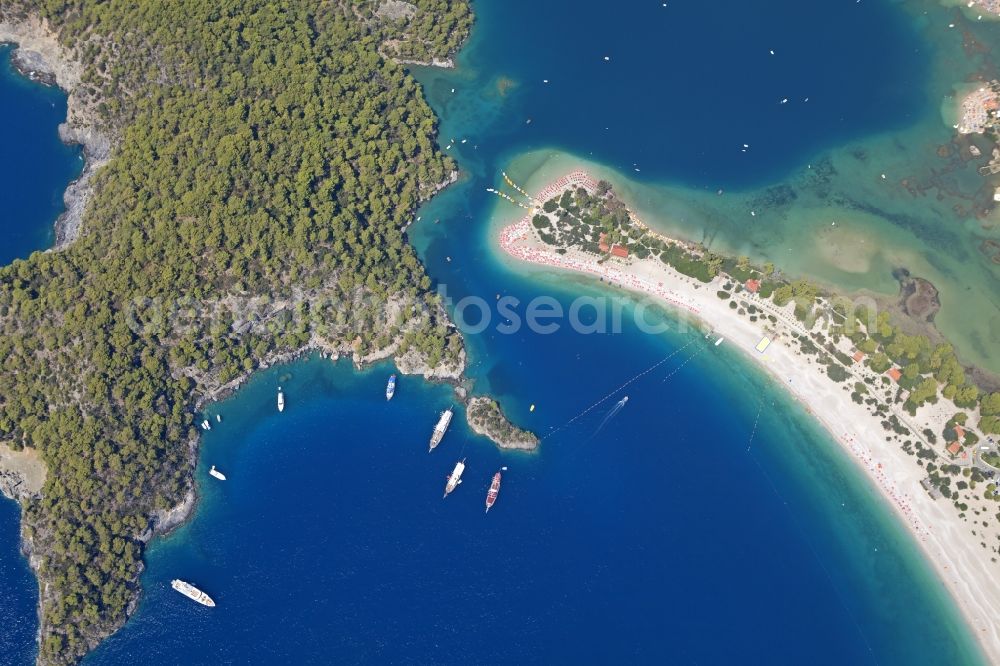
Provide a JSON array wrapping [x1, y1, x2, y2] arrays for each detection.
[[0, 1, 474, 663]]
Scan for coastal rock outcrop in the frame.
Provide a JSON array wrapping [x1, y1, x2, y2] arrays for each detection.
[[466, 397, 538, 451]]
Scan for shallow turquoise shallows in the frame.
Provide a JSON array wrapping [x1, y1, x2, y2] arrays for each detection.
[[88, 1, 981, 663], [2, 0, 991, 663]]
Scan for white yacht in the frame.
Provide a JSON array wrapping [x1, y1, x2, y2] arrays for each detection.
[[171, 579, 215, 607]]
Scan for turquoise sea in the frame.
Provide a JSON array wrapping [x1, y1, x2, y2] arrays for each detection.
[[2, 1, 996, 664]]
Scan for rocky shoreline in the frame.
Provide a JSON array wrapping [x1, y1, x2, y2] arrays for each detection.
[[466, 397, 539, 451], [0, 20, 114, 656], [394, 56, 455, 68], [117, 136, 520, 643], [1, 15, 112, 248], [0, 13, 541, 663]]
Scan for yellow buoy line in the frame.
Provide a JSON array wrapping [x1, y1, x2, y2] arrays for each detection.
[[485, 187, 531, 209], [501, 171, 536, 204]]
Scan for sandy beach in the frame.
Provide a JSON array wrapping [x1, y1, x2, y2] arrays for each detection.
[[500, 170, 1000, 663]]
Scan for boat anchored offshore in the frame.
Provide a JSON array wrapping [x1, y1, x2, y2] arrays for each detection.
[[386, 374, 397, 401], [428, 407, 454, 452], [171, 579, 215, 607], [209, 465, 226, 481], [277, 387, 285, 412], [200, 419, 211, 431], [485, 466, 506, 513], [444, 459, 466, 498]]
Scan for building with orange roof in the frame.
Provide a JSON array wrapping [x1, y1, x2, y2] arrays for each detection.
[[610, 245, 629, 258], [886, 367, 902, 383], [955, 424, 966, 440], [852, 351, 865, 363], [947, 441, 963, 456], [598, 232, 609, 253], [745, 278, 760, 294]]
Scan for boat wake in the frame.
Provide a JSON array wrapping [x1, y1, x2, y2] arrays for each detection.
[[544, 337, 696, 441], [590, 396, 629, 439]]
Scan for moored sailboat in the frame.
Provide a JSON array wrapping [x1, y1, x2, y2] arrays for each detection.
[[443, 459, 466, 498], [485, 468, 504, 513], [429, 407, 453, 452]]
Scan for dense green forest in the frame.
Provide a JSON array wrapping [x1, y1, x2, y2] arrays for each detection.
[[0, 1, 469, 662]]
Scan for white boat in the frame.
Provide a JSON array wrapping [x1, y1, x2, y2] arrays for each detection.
[[171, 579, 215, 607], [429, 408, 454, 452], [200, 419, 211, 431], [216, 414, 222, 423], [443, 459, 466, 498], [209, 465, 226, 481], [715, 337, 725, 346], [277, 387, 285, 412]]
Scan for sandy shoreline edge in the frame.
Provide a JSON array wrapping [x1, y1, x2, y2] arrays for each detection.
[[499, 170, 1000, 663]]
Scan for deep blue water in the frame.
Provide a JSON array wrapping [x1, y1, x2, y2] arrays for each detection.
[[88, 348, 978, 665], [0, 498, 37, 665], [88, 2, 978, 661], [2, 0, 987, 664], [417, 0, 929, 190], [0, 44, 82, 265]]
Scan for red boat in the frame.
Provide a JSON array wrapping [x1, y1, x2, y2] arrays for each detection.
[[485, 471, 502, 513]]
